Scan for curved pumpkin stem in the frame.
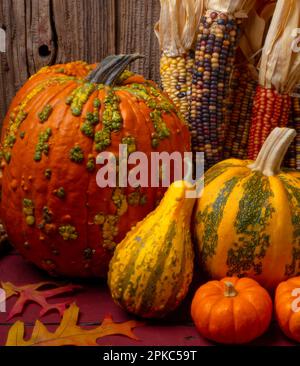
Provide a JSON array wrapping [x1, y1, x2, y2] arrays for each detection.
[[248, 127, 296, 176], [224, 282, 238, 297], [86, 54, 144, 86]]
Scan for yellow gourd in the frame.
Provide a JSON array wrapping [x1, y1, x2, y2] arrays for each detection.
[[108, 181, 196, 318]]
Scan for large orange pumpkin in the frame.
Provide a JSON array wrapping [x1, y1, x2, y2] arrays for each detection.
[[0, 54, 190, 277]]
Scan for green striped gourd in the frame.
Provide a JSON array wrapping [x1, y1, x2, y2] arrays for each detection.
[[194, 127, 300, 290], [108, 181, 196, 318]]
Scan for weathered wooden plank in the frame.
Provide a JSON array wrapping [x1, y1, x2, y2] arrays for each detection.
[[0, 0, 55, 123], [25, 0, 55, 75], [0, 0, 28, 123], [0, 0, 118, 122], [116, 0, 160, 83], [0, 0, 162, 123], [0, 1, 8, 122], [52, 0, 116, 64]]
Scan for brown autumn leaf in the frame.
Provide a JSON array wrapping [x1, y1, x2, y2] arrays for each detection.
[[6, 303, 144, 346], [1, 281, 81, 319]]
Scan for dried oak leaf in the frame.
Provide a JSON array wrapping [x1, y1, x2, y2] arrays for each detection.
[[6, 303, 144, 346], [1, 281, 81, 319]]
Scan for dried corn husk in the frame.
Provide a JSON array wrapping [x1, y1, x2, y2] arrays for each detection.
[[259, 0, 300, 93], [258, 0, 278, 20], [155, 0, 204, 57], [240, 1, 276, 63], [204, 0, 255, 17], [238, 0, 276, 71], [239, 11, 266, 66]]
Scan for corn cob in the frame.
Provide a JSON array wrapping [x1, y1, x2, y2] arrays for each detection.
[[247, 87, 291, 160], [189, 11, 242, 168], [293, 97, 300, 170], [247, 0, 300, 160], [222, 66, 239, 159], [286, 96, 300, 169], [236, 77, 257, 159], [155, 0, 204, 121], [224, 66, 244, 158], [285, 105, 296, 169], [224, 65, 257, 159], [226, 1, 276, 160], [160, 50, 195, 120]]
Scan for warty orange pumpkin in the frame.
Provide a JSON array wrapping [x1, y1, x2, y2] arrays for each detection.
[[194, 127, 300, 290], [0, 54, 190, 277], [191, 277, 272, 344]]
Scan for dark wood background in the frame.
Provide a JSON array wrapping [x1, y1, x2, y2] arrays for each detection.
[[0, 0, 161, 123]]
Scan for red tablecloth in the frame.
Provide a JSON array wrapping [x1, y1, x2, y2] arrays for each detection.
[[0, 250, 296, 346]]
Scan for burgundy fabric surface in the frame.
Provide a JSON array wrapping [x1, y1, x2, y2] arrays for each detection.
[[0, 251, 296, 346]]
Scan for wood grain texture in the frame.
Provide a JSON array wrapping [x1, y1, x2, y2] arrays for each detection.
[[0, 0, 27, 120], [116, 0, 160, 82], [52, 0, 117, 63], [26, 0, 55, 74], [0, 0, 161, 123]]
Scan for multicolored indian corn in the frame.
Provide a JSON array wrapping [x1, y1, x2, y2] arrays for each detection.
[[189, 11, 242, 168], [224, 65, 257, 159], [247, 87, 291, 160], [292, 97, 300, 170], [155, 0, 204, 122], [285, 96, 300, 169], [247, 0, 300, 160], [160, 51, 195, 120]]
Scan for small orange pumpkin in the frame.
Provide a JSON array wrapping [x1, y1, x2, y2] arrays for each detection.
[[191, 277, 272, 344], [275, 277, 300, 342]]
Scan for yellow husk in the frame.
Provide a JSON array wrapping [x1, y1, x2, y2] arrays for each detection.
[[259, 0, 300, 93], [205, 0, 255, 16], [155, 0, 205, 56]]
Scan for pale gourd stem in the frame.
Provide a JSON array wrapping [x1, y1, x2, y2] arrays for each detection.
[[224, 282, 238, 297], [248, 128, 282, 172], [247, 127, 296, 176], [86, 54, 144, 86]]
